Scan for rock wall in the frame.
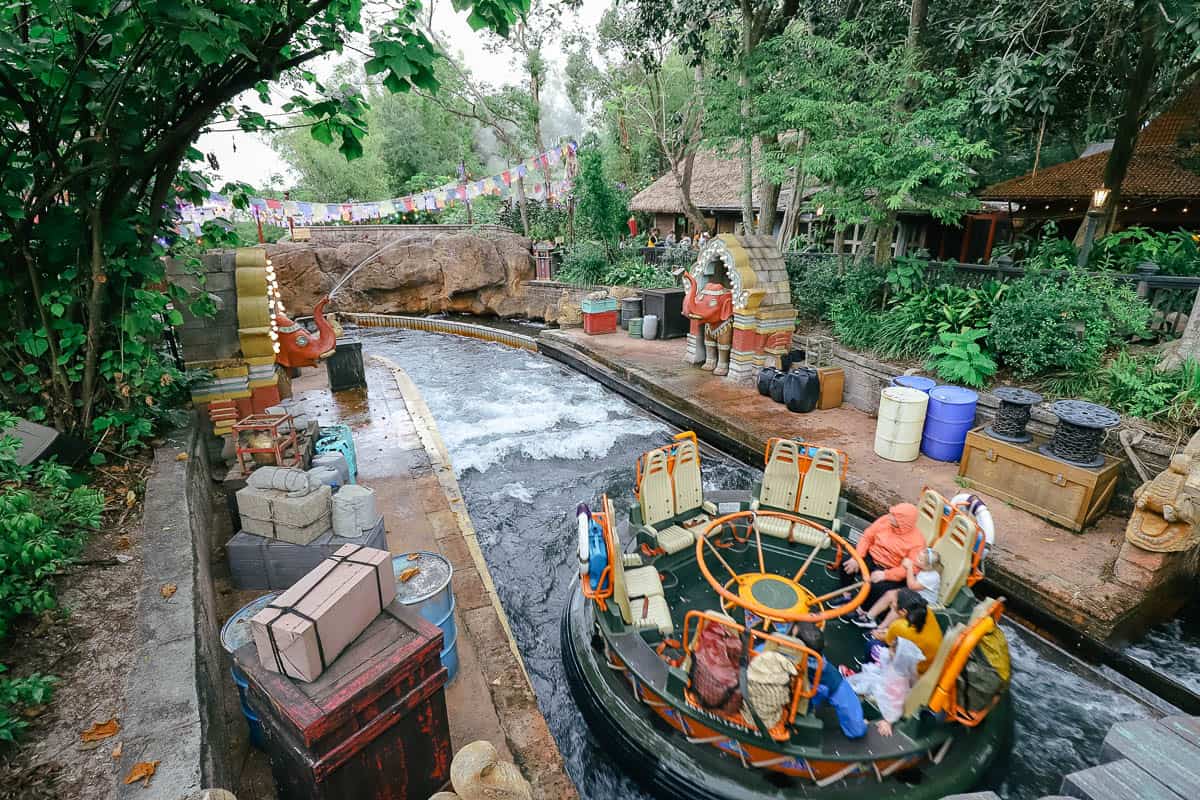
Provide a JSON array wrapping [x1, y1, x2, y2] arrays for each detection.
[[268, 227, 536, 318]]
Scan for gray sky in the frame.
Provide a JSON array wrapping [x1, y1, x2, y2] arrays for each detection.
[[197, 0, 607, 190]]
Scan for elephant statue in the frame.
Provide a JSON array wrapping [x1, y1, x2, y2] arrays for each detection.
[[275, 295, 338, 368], [676, 267, 734, 376]]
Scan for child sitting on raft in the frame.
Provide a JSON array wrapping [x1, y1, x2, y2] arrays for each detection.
[[873, 588, 943, 675], [850, 547, 942, 629], [793, 622, 868, 740]]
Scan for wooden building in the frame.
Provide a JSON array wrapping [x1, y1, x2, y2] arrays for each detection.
[[980, 82, 1200, 233], [629, 148, 1005, 262]]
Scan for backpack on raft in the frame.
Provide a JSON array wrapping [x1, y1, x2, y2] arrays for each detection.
[[690, 624, 744, 715], [958, 625, 1011, 714]]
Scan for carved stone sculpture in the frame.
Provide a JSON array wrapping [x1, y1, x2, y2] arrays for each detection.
[[1126, 430, 1200, 552]]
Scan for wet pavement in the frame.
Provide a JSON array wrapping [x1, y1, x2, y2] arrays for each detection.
[[540, 327, 1143, 643], [216, 357, 572, 800]]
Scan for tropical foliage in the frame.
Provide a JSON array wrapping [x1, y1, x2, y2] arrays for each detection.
[[0, 413, 104, 744]]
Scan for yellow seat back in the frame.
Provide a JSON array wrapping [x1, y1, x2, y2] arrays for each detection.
[[605, 496, 634, 625], [760, 439, 802, 512], [640, 449, 676, 528], [673, 439, 704, 517], [797, 447, 842, 522], [916, 488, 946, 545], [933, 514, 976, 606], [903, 622, 965, 718]]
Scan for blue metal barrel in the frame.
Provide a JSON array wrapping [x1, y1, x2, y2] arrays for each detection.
[[891, 375, 937, 393], [921, 385, 979, 462], [220, 593, 276, 749], [392, 552, 459, 683]]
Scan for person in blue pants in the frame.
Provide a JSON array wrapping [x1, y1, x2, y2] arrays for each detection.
[[794, 622, 868, 739]]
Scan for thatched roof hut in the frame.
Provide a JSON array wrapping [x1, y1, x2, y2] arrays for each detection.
[[980, 82, 1200, 230]]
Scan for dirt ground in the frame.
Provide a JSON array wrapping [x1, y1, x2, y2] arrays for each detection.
[[0, 458, 150, 800]]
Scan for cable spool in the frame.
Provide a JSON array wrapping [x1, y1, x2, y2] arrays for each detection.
[[985, 387, 1043, 443], [1039, 399, 1119, 468]]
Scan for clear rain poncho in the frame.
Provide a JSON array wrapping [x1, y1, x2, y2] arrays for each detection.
[[847, 637, 925, 723]]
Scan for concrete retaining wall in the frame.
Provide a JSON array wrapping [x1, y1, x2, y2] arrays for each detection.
[[115, 421, 232, 798]]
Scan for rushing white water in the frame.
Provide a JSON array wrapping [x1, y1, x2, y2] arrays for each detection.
[[1125, 612, 1200, 694], [360, 327, 1164, 800]]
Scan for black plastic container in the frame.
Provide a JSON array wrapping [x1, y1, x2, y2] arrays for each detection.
[[757, 367, 780, 397], [325, 339, 366, 392], [783, 368, 820, 413], [769, 372, 788, 403]]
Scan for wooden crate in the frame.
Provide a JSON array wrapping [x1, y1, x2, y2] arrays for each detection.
[[816, 367, 844, 410], [958, 426, 1122, 532], [235, 600, 450, 800]]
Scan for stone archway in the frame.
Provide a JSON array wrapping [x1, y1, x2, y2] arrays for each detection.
[[685, 235, 795, 383]]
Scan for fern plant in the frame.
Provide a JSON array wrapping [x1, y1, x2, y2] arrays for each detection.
[[926, 328, 997, 388]]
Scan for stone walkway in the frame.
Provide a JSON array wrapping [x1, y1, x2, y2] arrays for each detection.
[[541, 327, 1146, 643], [221, 357, 572, 799]]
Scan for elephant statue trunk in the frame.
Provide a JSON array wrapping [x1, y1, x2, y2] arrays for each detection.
[[677, 268, 734, 376], [275, 295, 338, 368]]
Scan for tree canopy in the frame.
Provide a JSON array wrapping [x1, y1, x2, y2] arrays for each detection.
[[0, 0, 527, 439]]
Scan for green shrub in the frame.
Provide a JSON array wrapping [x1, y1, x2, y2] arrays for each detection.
[[926, 328, 997, 388], [873, 301, 935, 360], [990, 268, 1150, 377], [602, 257, 676, 288], [0, 412, 103, 746], [787, 256, 843, 320], [557, 241, 610, 285], [1089, 227, 1200, 276], [0, 667, 55, 744]]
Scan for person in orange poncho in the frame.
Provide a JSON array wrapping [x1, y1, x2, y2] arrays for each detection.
[[835, 503, 927, 624]]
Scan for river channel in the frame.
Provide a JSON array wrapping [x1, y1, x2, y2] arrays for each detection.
[[360, 327, 1165, 800]]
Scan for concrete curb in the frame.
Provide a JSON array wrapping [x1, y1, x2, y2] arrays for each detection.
[[115, 422, 230, 799], [373, 355, 576, 800]]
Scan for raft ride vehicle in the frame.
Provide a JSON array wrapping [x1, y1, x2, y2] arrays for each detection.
[[562, 433, 1012, 799]]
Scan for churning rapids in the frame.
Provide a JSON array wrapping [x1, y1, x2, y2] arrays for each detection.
[[359, 327, 1164, 800]]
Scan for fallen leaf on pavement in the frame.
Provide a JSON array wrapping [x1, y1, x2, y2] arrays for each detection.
[[125, 490, 136, 508], [123, 761, 158, 787], [175, 452, 188, 461], [22, 704, 45, 718], [1042, 537, 1057, 542], [160, 583, 177, 599], [111, 742, 123, 760], [116, 535, 131, 550], [81, 719, 120, 742], [398, 567, 420, 582]]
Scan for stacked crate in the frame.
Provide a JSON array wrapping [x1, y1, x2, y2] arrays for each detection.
[[582, 296, 618, 335]]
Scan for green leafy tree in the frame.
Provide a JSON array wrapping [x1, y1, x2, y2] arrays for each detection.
[[0, 0, 526, 438], [574, 147, 628, 253], [722, 26, 992, 261]]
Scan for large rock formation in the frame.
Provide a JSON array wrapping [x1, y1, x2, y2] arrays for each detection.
[[268, 227, 535, 318]]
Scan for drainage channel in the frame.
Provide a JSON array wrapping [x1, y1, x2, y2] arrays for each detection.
[[350, 324, 1181, 800]]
